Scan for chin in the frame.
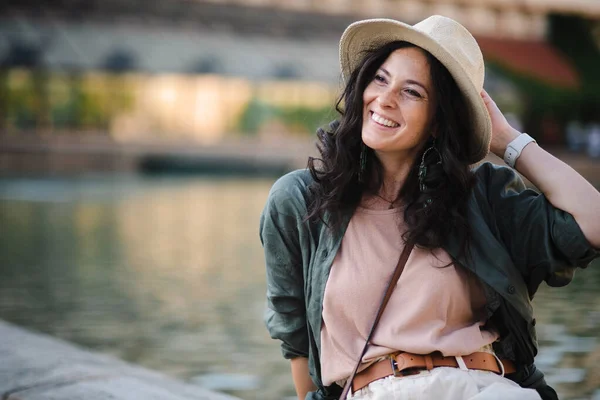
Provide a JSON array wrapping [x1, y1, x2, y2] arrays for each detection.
[[363, 139, 386, 151], [362, 127, 401, 151]]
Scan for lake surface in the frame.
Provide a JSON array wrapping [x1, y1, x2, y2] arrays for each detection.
[[0, 175, 598, 400]]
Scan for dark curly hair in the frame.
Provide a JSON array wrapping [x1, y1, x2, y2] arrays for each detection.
[[306, 41, 475, 254]]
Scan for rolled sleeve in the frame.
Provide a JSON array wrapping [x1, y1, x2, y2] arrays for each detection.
[[260, 176, 309, 359], [477, 163, 599, 288]]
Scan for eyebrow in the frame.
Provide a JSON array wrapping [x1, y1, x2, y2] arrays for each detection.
[[379, 67, 429, 94]]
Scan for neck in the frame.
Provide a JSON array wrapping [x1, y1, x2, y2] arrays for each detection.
[[376, 150, 418, 200]]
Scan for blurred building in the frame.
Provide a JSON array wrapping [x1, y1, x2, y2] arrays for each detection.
[[0, 0, 598, 142], [211, 0, 600, 38]]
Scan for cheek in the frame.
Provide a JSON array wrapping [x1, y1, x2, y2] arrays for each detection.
[[406, 103, 433, 127], [362, 84, 377, 107]]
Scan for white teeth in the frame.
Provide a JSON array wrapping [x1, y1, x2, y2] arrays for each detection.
[[371, 112, 399, 128]]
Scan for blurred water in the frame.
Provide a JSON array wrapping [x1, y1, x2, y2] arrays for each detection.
[[0, 175, 598, 399]]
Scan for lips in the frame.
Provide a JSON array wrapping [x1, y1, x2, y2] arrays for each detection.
[[370, 111, 400, 128]]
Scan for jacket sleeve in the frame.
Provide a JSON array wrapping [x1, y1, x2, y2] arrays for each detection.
[[260, 174, 309, 359], [476, 162, 599, 290]]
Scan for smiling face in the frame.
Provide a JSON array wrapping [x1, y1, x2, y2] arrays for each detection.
[[362, 46, 436, 162]]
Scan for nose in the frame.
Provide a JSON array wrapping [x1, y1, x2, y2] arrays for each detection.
[[377, 88, 396, 108]]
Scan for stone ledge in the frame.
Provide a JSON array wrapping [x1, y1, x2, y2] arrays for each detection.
[[0, 320, 240, 400]]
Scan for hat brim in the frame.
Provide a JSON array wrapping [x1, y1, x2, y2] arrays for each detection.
[[339, 19, 491, 164]]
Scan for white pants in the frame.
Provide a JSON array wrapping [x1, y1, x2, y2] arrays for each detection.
[[348, 367, 542, 400]]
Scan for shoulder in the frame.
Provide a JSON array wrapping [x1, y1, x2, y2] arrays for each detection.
[[265, 169, 315, 217], [270, 168, 314, 197]]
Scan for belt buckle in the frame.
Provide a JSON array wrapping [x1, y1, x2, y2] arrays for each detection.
[[390, 356, 403, 377]]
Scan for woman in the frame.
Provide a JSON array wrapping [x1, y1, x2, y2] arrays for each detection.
[[260, 15, 600, 400]]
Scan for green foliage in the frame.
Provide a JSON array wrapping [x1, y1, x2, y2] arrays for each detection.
[[51, 74, 134, 130], [548, 14, 600, 124], [280, 106, 336, 135], [3, 70, 37, 129], [52, 75, 103, 129], [1, 69, 135, 132], [488, 62, 579, 119], [237, 97, 334, 136], [486, 15, 600, 142], [237, 99, 278, 135]]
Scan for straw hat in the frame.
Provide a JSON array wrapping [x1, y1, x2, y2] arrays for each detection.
[[339, 15, 491, 163]]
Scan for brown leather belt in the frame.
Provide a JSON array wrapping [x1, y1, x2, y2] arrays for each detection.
[[352, 352, 516, 393]]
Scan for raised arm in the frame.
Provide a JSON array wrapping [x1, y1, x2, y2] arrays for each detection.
[[482, 90, 600, 249]]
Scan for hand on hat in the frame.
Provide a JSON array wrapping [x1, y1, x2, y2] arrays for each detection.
[[481, 89, 521, 159]]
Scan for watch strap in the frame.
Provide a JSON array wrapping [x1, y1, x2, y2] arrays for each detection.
[[504, 133, 536, 168]]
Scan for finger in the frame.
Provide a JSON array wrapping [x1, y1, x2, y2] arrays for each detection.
[[480, 89, 493, 105]]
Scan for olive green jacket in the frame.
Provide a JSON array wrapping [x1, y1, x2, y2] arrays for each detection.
[[260, 162, 598, 399]]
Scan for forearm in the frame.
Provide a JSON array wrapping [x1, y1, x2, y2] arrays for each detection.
[[513, 135, 600, 248], [291, 357, 317, 400]]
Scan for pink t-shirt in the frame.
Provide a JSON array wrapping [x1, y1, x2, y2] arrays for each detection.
[[320, 206, 499, 386]]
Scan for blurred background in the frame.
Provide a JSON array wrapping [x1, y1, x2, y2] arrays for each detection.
[[0, 0, 599, 399]]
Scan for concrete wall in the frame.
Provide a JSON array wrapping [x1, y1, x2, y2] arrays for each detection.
[[0, 320, 240, 400]]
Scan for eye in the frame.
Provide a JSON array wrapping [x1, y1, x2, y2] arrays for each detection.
[[405, 89, 422, 98], [373, 74, 386, 84]]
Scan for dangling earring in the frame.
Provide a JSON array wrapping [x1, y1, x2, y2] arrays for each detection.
[[418, 140, 442, 194], [358, 143, 367, 183]]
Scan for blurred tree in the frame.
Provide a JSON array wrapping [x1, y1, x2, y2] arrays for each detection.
[[53, 72, 133, 134], [482, 16, 600, 144], [5, 71, 36, 130], [237, 98, 276, 135], [50, 72, 134, 133], [237, 96, 332, 136], [66, 73, 102, 130], [549, 14, 600, 125], [32, 69, 51, 132], [50, 72, 78, 129], [1, 41, 51, 132], [486, 14, 600, 144], [0, 70, 8, 132], [487, 61, 579, 143], [281, 106, 334, 135]]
